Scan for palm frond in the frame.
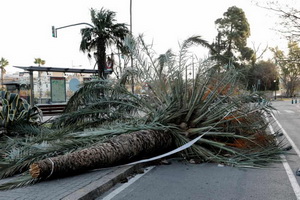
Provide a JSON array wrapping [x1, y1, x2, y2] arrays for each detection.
[[0, 34, 286, 190], [0, 173, 39, 190]]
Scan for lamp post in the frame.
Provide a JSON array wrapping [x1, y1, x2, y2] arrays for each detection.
[[273, 79, 277, 100]]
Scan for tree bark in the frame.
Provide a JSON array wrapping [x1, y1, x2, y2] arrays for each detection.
[[29, 130, 174, 179], [97, 39, 106, 79]]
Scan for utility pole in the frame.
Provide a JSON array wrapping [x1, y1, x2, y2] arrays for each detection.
[[274, 79, 277, 100], [29, 71, 34, 106], [192, 56, 195, 88], [130, 0, 134, 94], [130, 0, 132, 36]]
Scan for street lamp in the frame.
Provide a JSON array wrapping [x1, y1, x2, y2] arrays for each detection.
[[273, 79, 277, 100]]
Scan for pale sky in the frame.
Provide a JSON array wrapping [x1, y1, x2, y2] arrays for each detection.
[[0, 0, 295, 74]]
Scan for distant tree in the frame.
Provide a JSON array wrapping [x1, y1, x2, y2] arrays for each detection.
[[260, 1, 300, 41], [80, 8, 129, 79], [251, 42, 269, 64], [270, 41, 300, 97], [0, 57, 9, 90], [34, 58, 45, 67], [34, 58, 45, 102], [247, 60, 279, 91], [212, 6, 255, 69]]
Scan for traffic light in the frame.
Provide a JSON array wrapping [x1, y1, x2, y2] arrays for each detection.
[[52, 26, 57, 38]]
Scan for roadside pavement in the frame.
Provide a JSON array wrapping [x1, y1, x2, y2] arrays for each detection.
[[0, 114, 145, 200], [0, 164, 143, 200]]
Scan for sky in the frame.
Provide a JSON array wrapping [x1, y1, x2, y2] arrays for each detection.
[[0, 0, 296, 74]]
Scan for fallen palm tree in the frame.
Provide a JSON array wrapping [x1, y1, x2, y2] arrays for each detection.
[[29, 130, 173, 179], [0, 35, 285, 189]]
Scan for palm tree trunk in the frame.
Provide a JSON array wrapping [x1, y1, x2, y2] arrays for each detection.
[[29, 130, 174, 179], [97, 40, 106, 79]]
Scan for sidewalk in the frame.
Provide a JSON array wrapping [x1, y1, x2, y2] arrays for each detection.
[[0, 164, 143, 200], [0, 114, 144, 200]]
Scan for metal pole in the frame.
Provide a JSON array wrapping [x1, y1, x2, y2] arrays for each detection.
[[56, 22, 94, 30], [274, 79, 277, 100], [185, 64, 188, 94], [29, 71, 34, 106], [52, 22, 94, 38], [192, 56, 195, 88], [130, 0, 134, 94], [130, 0, 132, 34]]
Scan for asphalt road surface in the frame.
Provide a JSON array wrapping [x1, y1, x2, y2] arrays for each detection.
[[98, 100, 300, 200]]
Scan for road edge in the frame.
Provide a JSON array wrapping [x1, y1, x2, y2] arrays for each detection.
[[62, 164, 144, 200]]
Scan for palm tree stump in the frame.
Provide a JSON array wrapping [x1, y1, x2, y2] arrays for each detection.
[[29, 130, 174, 179]]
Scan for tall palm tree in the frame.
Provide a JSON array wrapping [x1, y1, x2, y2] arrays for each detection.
[[80, 8, 129, 79], [34, 58, 45, 103], [0, 57, 9, 91]]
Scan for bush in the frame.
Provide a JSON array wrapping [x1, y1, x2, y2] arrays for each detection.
[[0, 91, 42, 133]]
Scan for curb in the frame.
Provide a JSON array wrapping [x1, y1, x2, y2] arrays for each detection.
[[62, 164, 144, 200]]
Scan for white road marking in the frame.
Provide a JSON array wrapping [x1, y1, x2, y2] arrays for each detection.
[[270, 113, 300, 158], [281, 155, 300, 200], [101, 166, 155, 200], [284, 110, 295, 113], [269, 113, 300, 200]]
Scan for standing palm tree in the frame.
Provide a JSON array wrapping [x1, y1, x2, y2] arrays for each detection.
[[34, 58, 45, 103], [80, 8, 129, 79], [0, 58, 9, 91], [34, 58, 45, 66]]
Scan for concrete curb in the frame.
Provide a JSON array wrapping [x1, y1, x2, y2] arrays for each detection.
[[62, 164, 144, 200]]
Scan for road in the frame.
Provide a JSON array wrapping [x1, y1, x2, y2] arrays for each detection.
[[98, 100, 300, 200]]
